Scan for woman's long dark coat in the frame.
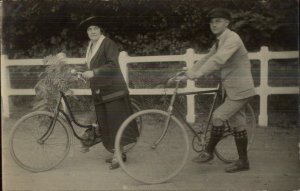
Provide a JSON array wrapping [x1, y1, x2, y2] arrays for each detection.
[[88, 37, 138, 152]]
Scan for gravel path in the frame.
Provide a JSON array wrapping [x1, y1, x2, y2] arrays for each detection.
[[2, 117, 299, 191]]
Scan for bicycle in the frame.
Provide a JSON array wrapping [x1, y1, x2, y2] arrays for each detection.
[[115, 73, 256, 184], [9, 71, 141, 173]]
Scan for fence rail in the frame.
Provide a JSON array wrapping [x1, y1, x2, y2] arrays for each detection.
[[1, 46, 299, 126]]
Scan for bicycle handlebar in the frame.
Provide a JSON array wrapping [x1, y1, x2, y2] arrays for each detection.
[[166, 69, 188, 87]]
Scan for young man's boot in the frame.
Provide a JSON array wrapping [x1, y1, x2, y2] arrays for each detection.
[[193, 125, 224, 163], [225, 130, 250, 172]]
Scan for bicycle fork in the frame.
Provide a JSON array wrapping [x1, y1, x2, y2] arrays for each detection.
[[151, 81, 180, 149], [37, 94, 63, 144]]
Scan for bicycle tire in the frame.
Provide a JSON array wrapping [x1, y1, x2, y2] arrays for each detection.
[[115, 109, 189, 184], [9, 111, 72, 172], [214, 103, 256, 163]]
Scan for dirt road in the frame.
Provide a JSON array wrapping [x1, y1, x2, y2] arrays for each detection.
[[2, 117, 299, 191]]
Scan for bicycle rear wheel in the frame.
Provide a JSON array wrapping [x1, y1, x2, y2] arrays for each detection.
[[214, 103, 256, 163], [115, 109, 189, 184], [9, 111, 72, 172]]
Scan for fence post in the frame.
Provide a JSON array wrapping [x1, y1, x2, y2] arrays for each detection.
[[1, 55, 10, 118], [185, 48, 196, 123], [119, 51, 129, 85], [258, 46, 269, 127]]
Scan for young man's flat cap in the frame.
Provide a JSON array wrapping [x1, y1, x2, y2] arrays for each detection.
[[207, 8, 231, 21]]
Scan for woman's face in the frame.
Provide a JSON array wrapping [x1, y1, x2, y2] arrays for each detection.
[[87, 25, 102, 41], [209, 18, 229, 36]]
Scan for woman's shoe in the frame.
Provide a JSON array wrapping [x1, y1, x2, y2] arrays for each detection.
[[109, 160, 120, 170], [108, 153, 127, 170], [105, 153, 127, 163]]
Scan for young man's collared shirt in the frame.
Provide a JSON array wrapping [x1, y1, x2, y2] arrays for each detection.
[[188, 29, 256, 100]]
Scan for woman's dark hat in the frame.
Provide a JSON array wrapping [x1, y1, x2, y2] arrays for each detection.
[[78, 16, 111, 30], [207, 8, 231, 21]]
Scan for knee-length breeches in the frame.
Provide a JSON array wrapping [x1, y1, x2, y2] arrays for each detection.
[[213, 97, 250, 128]]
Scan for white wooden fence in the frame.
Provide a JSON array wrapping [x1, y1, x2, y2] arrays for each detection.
[[1, 46, 299, 126]]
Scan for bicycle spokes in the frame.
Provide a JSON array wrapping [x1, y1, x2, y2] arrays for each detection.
[[9, 111, 71, 172], [115, 110, 189, 184]]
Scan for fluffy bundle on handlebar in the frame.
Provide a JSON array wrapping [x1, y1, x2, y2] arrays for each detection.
[[33, 53, 88, 111]]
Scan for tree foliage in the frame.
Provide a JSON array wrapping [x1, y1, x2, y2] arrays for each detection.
[[2, 0, 298, 58], [2, 0, 298, 128]]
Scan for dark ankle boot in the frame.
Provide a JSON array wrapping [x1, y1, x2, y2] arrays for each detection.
[[193, 125, 224, 163], [225, 130, 250, 173], [225, 159, 249, 173]]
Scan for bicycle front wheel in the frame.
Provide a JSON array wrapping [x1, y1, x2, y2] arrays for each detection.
[[9, 111, 72, 172], [214, 103, 256, 163], [115, 109, 189, 184]]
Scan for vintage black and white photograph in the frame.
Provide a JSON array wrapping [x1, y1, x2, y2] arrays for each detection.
[[1, 0, 299, 190]]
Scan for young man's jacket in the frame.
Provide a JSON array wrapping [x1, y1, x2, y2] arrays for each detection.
[[189, 29, 256, 100]]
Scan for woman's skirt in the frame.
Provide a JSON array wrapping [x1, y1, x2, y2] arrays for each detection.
[[92, 90, 139, 152]]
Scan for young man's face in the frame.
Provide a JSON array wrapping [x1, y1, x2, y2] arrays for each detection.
[[209, 18, 229, 36], [87, 25, 102, 41]]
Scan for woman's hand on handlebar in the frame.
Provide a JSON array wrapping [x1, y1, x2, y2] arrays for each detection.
[[82, 70, 94, 79], [71, 69, 87, 83], [71, 69, 94, 79]]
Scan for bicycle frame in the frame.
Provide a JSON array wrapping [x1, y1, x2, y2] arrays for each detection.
[[152, 80, 227, 148], [38, 91, 95, 143]]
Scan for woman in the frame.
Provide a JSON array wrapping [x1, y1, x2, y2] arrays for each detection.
[[79, 16, 139, 169]]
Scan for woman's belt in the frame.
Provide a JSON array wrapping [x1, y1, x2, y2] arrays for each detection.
[[94, 90, 128, 104]]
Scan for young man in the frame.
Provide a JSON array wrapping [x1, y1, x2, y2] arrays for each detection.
[[182, 8, 256, 172]]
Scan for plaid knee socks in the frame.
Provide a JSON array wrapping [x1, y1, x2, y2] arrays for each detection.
[[206, 125, 225, 154], [234, 130, 248, 162]]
